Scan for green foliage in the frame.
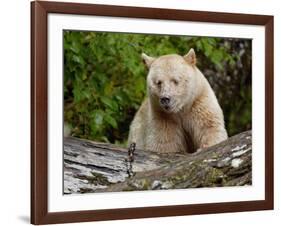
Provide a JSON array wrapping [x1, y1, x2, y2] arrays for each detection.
[[64, 31, 251, 145]]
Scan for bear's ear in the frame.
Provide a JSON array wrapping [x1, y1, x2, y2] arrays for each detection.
[[184, 48, 196, 66], [141, 53, 155, 68]]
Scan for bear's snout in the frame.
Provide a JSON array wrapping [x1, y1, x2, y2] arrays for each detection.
[[160, 96, 171, 109]]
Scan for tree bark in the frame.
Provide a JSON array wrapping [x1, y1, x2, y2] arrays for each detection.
[[64, 130, 252, 194]]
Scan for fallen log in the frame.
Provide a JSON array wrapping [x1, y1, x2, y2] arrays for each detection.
[[64, 130, 252, 194]]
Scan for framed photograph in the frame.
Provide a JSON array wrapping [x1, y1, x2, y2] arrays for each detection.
[[31, 1, 274, 224]]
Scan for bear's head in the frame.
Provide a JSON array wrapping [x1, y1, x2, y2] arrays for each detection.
[[142, 48, 198, 113]]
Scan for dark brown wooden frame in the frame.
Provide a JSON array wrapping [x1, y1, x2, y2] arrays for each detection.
[[31, 1, 274, 224]]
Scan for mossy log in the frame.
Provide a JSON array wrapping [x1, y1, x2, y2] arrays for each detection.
[[64, 131, 252, 194]]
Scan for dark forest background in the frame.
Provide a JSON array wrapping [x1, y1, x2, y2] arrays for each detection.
[[64, 31, 252, 146]]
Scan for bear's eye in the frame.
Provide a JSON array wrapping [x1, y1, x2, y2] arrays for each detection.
[[171, 79, 179, 85], [156, 80, 162, 86]]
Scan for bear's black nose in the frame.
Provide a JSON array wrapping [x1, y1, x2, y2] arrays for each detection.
[[160, 97, 170, 105]]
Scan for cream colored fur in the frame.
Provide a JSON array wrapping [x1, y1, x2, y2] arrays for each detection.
[[128, 49, 227, 153]]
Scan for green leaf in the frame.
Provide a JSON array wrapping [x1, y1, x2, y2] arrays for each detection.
[[104, 114, 117, 128], [73, 86, 82, 102], [212, 49, 224, 63], [72, 55, 85, 66], [100, 96, 118, 111]]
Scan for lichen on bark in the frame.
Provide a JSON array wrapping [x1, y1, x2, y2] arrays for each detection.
[[64, 131, 252, 194]]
